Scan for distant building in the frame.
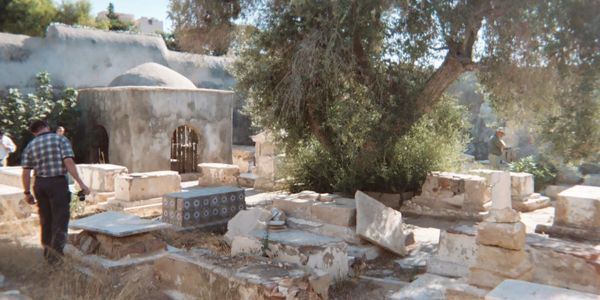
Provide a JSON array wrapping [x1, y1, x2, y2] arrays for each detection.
[[96, 11, 135, 23], [136, 17, 164, 34]]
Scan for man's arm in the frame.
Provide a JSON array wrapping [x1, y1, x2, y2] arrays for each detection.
[[21, 168, 34, 205], [63, 158, 90, 195]]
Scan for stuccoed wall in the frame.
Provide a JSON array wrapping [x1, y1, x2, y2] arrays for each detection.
[[78, 87, 233, 172], [0, 24, 234, 90]]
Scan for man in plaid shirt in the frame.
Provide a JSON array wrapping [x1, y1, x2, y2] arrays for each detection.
[[21, 120, 90, 264]]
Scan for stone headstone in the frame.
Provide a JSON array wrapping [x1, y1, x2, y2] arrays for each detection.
[[197, 163, 240, 186], [76, 164, 128, 192], [69, 211, 170, 237], [114, 171, 181, 201], [355, 190, 407, 256]]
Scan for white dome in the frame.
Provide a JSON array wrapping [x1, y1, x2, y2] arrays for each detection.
[[109, 62, 196, 88]]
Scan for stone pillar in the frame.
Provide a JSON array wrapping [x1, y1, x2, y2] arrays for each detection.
[[468, 206, 532, 289], [469, 169, 511, 210], [251, 131, 282, 190]]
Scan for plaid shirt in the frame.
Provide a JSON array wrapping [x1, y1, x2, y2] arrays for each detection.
[[22, 132, 75, 177]]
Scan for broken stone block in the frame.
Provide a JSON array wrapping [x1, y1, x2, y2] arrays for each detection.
[[272, 193, 356, 227], [485, 208, 520, 223], [155, 249, 331, 300], [554, 185, 600, 230], [510, 172, 534, 198], [114, 171, 181, 202], [477, 222, 525, 250], [286, 217, 361, 244], [427, 225, 478, 278], [469, 266, 532, 289], [76, 164, 128, 193], [197, 163, 240, 186], [224, 208, 270, 243], [526, 234, 600, 295], [511, 193, 551, 212], [355, 191, 407, 256], [69, 211, 170, 237], [162, 187, 246, 230], [486, 279, 600, 300], [468, 244, 532, 289], [469, 170, 511, 210], [94, 232, 166, 259], [231, 229, 348, 280]]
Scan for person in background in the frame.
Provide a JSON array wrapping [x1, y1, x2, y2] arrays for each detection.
[[21, 120, 90, 265], [488, 127, 508, 169], [56, 126, 65, 136], [0, 129, 17, 167]]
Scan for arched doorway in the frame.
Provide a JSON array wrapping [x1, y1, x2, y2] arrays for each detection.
[[91, 125, 109, 163], [170, 125, 199, 173]]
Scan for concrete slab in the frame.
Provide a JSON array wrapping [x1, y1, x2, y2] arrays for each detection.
[[485, 279, 600, 300], [76, 164, 127, 192], [555, 185, 600, 229], [272, 192, 356, 227], [115, 171, 181, 202], [69, 211, 170, 237], [356, 191, 407, 256]]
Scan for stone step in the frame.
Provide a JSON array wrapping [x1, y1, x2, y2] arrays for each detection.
[[154, 249, 330, 300], [230, 228, 349, 280], [512, 194, 551, 212]]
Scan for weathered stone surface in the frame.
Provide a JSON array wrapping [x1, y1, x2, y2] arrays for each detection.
[[446, 283, 488, 300], [477, 222, 525, 250], [272, 193, 356, 227], [526, 234, 600, 295], [286, 217, 361, 244], [0, 184, 33, 219], [417, 172, 489, 211], [469, 170, 511, 210], [355, 191, 407, 256], [197, 163, 240, 186], [76, 164, 128, 192], [485, 208, 520, 223], [115, 171, 181, 202], [510, 172, 534, 197], [224, 208, 270, 243], [469, 244, 532, 289], [231, 145, 255, 173], [69, 211, 170, 237], [231, 229, 348, 280], [427, 225, 477, 278], [94, 232, 166, 259], [0, 167, 23, 188], [535, 223, 600, 242], [511, 194, 551, 212], [486, 280, 600, 300], [469, 267, 532, 289], [555, 185, 600, 229], [388, 273, 457, 300], [155, 249, 330, 300], [543, 184, 569, 200]]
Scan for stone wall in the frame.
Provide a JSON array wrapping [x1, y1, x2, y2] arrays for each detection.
[[78, 87, 233, 172], [0, 24, 233, 90]]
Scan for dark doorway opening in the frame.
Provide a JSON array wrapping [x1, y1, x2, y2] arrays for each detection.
[[170, 125, 199, 173], [91, 125, 109, 163]]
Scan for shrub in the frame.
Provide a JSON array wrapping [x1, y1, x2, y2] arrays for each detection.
[[509, 156, 556, 191], [282, 96, 470, 194]]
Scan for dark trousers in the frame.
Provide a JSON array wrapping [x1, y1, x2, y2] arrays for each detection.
[[33, 176, 71, 263]]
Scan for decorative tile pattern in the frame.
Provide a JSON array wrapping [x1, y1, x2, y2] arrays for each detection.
[[162, 186, 245, 228]]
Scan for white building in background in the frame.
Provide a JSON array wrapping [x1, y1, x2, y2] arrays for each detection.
[[96, 11, 164, 34], [136, 17, 164, 34]]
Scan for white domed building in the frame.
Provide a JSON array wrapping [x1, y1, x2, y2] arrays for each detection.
[[78, 62, 234, 173]]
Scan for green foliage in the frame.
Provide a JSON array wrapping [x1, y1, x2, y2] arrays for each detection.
[[168, 0, 241, 55], [0, 0, 57, 36], [105, 2, 135, 32], [0, 72, 82, 165], [281, 97, 470, 193], [510, 156, 556, 191], [55, 0, 96, 27]]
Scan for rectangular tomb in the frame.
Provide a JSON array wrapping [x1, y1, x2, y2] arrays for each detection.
[[162, 186, 245, 230], [77, 164, 128, 193], [114, 171, 181, 202]]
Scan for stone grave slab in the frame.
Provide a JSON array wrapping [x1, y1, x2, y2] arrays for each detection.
[[76, 164, 127, 193], [114, 171, 181, 202], [427, 225, 478, 278], [69, 211, 170, 237], [485, 279, 600, 300], [197, 163, 240, 186], [162, 186, 245, 230], [0, 184, 32, 219], [555, 185, 600, 229], [356, 191, 407, 256], [0, 167, 24, 188]]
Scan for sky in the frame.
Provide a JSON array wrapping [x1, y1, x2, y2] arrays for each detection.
[[87, 0, 173, 31]]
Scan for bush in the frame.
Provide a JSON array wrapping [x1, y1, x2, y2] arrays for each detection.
[[0, 72, 82, 165], [282, 97, 470, 194], [509, 156, 556, 191]]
